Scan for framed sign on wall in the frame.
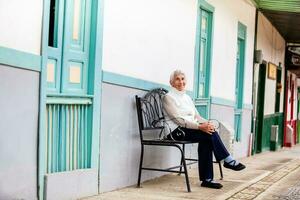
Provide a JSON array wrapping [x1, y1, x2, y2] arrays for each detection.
[[268, 62, 277, 80]]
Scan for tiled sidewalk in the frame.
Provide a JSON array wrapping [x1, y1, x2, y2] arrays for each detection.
[[82, 145, 300, 200], [227, 159, 300, 200]]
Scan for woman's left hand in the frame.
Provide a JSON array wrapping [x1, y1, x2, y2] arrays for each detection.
[[207, 122, 215, 132], [198, 122, 215, 134]]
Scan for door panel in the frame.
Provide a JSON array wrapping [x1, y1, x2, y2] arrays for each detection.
[[198, 10, 209, 98], [62, 0, 91, 94], [46, 58, 61, 92], [195, 8, 212, 119], [235, 35, 245, 141]]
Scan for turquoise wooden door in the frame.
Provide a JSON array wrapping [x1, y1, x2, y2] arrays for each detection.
[[235, 23, 246, 141], [197, 10, 209, 98], [45, 0, 93, 173], [194, 7, 213, 119]]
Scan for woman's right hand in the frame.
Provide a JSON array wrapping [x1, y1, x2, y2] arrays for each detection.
[[198, 122, 215, 134]]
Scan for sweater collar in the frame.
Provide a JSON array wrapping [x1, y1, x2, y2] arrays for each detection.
[[170, 87, 186, 96]]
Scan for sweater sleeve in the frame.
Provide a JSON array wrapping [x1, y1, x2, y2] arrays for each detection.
[[163, 95, 199, 129]]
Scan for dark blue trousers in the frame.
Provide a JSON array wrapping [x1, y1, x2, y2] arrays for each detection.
[[168, 127, 230, 181]]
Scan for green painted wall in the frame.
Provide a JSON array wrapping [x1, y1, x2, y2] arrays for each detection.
[[261, 113, 284, 152]]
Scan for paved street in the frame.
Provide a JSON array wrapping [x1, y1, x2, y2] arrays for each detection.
[[82, 145, 300, 200]]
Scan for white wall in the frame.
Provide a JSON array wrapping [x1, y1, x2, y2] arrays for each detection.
[[286, 71, 298, 121], [0, 0, 43, 54], [102, 0, 256, 102], [293, 75, 298, 120], [207, 0, 255, 103], [102, 0, 197, 90], [256, 12, 286, 115], [257, 13, 285, 65]]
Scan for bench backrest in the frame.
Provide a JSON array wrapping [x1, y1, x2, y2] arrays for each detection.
[[135, 88, 168, 140]]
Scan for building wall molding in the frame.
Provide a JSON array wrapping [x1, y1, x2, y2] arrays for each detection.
[[103, 71, 253, 109], [0, 46, 41, 72], [102, 71, 171, 91], [102, 71, 194, 97], [211, 96, 235, 107]]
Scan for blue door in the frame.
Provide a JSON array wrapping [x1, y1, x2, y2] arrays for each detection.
[[45, 0, 93, 173], [194, 7, 213, 119], [39, 0, 102, 198], [235, 23, 246, 141]]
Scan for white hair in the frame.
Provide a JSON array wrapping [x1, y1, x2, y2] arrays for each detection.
[[169, 69, 186, 85]]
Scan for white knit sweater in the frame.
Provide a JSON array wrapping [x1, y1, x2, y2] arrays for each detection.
[[162, 87, 207, 132]]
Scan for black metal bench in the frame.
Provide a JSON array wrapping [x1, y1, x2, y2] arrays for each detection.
[[135, 88, 223, 192]]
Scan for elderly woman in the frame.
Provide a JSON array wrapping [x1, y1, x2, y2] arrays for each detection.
[[163, 70, 245, 189]]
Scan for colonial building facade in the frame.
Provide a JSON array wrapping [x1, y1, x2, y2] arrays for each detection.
[[1, 0, 299, 199]]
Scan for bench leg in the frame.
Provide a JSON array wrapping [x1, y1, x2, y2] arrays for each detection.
[[218, 161, 223, 180], [137, 145, 144, 187], [179, 147, 191, 192], [179, 144, 185, 175]]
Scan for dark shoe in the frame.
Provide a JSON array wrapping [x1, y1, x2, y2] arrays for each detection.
[[201, 181, 223, 189], [223, 160, 246, 171]]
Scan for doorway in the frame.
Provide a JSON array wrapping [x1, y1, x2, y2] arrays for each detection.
[[39, 0, 103, 198], [234, 23, 246, 142], [254, 63, 266, 153]]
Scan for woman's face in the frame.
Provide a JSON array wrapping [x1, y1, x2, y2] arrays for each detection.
[[171, 74, 186, 91]]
